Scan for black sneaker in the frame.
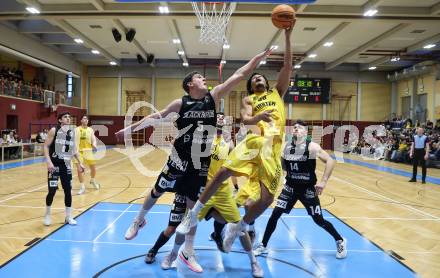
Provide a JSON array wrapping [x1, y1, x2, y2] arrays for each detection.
[[422, 180, 426, 184], [145, 248, 157, 264], [408, 179, 416, 182], [211, 232, 225, 253]]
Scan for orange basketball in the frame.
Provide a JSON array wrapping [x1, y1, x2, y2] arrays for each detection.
[[271, 4, 296, 29]]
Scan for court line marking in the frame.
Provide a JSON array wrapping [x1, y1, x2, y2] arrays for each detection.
[[0, 151, 131, 204], [317, 170, 440, 221], [2, 204, 438, 222], [92, 204, 134, 242], [2, 237, 436, 255]]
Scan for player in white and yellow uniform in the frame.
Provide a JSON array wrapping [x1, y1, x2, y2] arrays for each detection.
[[178, 26, 294, 255], [74, 115, 100, 194]]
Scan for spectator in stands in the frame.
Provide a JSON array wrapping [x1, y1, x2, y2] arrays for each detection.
[[425, 120, 434, 130]]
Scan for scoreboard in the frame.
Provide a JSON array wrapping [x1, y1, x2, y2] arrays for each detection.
[[284, 78, 331, 104]]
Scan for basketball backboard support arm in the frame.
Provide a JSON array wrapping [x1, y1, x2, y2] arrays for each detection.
[[115, 0, 316, 3]]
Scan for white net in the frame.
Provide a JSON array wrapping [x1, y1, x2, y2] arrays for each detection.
[[191, 2, 236, 45]]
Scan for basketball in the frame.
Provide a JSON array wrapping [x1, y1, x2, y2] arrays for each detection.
[[271, 4, 296, 29]]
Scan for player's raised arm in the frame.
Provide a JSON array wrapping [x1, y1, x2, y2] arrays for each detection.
[[275, 26, 293, 97], [210, 48, 273, 103], [115, 99, 182, 140]]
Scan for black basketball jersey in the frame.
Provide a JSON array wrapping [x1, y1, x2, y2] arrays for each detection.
[[283, 139, 317, 185], [49, 126, 75, 163], [173, 93, 217, 156]]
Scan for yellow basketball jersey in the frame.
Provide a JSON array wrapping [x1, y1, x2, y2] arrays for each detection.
[[208, 136, 230, 192], [76, 126, 93, 151], [250, 88, 286, 137]]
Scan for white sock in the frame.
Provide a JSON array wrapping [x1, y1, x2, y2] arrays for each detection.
[[183, 235, 195, 253], [90, 178, 95, 183], [137, 208, 148, 221], [172, 241, 183, 254], [65, 207, 72, 218], [248, 224, 255, 232], [79, 183, 85, 188], [45, 206, 51, 215], [239, 219, 248, 231], [247, 250, 257, 263], [192, 200, 205, 215]]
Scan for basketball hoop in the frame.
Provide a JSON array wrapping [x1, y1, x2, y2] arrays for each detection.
[[191, 2, 236, 45]]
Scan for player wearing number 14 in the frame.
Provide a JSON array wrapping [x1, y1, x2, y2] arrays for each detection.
[[254, 120, 347, 259]]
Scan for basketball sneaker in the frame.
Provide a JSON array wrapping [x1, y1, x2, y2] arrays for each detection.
[[210, 232, 225, 253], [90, 180, 100, 189], [336, 237, 347, 259], [124, 218, 146, 240], [253, 243, 268, 256], [65, 217, 77, 225], [144, 248, 157, 264], [251, 260, 264, 278], [176, 210, 197, 235], [179, 250, 203, 273], [161, 251, 178, 270], [43, 214, 51, 226], [223, 222, 242, 253]]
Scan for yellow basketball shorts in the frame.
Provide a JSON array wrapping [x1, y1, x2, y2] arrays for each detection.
[[224, 134, 282, 195], [198, 183, 241, 223], [74, 150, 96, 166], [235, 176, 261, 206]]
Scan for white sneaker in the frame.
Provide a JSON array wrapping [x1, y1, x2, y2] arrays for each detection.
[[176, 210, 197, 235], [161, 251, 177, 270], [124, 218, 146, 240], [223, 222, 242, 253], [253, 243, 268, 256], [336, 238, 347, 259], [65, 217, 77, 225], [251, 260, 264, 278], [179, 250, 203, 273], [90, 181, 100, 190], [78, 185, 85, 195], [43, 214, 51, 226]]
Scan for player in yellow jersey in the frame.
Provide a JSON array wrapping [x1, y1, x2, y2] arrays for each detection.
[[75, 115, 100, 194], [177, 25, 294, 254]]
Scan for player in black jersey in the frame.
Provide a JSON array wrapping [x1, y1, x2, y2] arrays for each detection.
[[254, 120, 347, 259], [43, 112, 85, 226], [116, 49, 272, 272]]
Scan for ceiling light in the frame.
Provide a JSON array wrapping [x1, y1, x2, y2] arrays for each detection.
[[368, 66, 377, 70], [220, 60, 226, 64], [308, 53, 317, 58], [26, 7, 40, 14], [271, 45, 279, 50], [363, 9, 378, 17], [109, 61, 117, 66], [74, 38, 83, 44], [91, 50, 100, 55], [223, 44, 230, 49], [177, 50, 185, 55], [323, 41, 334, 47], [259, 60, 266, 65], [159, 6, 169, 14], [173, 38, 181, 44], [182, 62, 189, 67], [423, 44, 436, 49], [294, 64, 302, 69]]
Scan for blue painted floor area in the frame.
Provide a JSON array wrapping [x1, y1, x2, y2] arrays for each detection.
[[0, 202, 415, 277], [338, 156, 440, 185]]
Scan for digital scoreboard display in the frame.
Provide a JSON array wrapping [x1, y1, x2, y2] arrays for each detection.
[[284, 78, 331, 104]]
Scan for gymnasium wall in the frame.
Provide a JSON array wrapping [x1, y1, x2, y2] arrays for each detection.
[[0, 95, 86, 139]]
